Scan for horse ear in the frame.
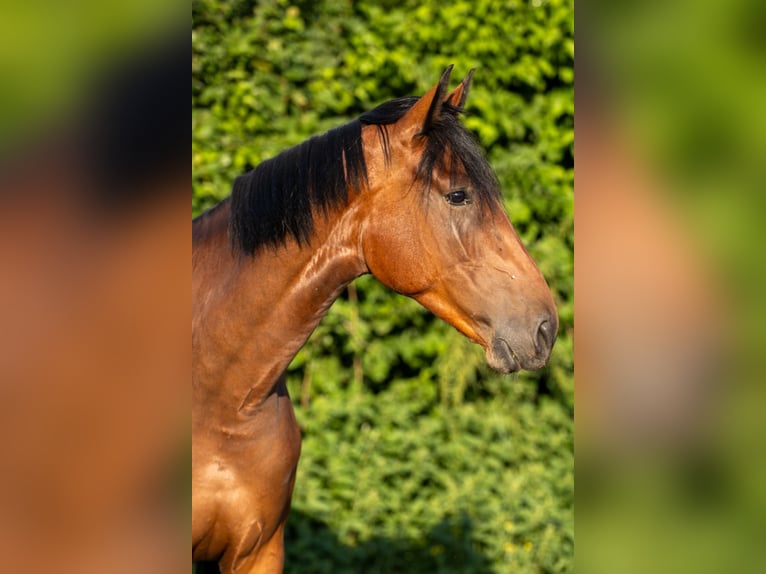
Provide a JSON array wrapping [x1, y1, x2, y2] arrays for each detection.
[[444, 68, 475, 109], [398, 65, 453, 140]]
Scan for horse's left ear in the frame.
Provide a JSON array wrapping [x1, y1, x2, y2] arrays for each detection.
[[398, 65, 453, 140], [444, 68, 475, 109]]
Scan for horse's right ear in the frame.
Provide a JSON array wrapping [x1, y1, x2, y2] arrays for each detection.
[[397, 65, 454, 141], [444, 68, 475, 109]]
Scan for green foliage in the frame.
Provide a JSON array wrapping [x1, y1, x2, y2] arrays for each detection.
[[193, 0, 573, 571], [288, 383, 573, 573]]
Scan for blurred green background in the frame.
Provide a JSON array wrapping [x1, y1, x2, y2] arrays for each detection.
[[578, 0, 766, 572], [0, 0, 179, 149], [193, 0, 573, 572]]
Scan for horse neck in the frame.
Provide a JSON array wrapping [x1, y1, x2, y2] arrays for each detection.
[[193, 200, 367, 417]]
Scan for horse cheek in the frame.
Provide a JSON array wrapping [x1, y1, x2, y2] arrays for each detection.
[[363, 221, 431, 295]]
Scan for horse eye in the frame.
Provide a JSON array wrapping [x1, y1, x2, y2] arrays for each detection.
[[445, 190, 471, 206]]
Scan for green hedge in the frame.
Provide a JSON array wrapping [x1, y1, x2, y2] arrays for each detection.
[[193, 0, 573, 571]]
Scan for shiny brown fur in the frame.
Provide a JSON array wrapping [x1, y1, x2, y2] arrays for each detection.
[[192, 68, 558, 573]]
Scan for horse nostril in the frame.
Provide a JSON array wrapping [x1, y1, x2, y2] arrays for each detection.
[[535, 318, 556, 355]]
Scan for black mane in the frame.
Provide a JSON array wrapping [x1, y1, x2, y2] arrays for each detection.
[[216, 96, 499, 255]]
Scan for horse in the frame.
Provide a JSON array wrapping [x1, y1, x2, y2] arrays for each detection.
[[192, 66, 558, 573]]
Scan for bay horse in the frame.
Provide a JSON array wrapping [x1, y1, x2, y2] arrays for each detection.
[[192, 67, 558, 573]]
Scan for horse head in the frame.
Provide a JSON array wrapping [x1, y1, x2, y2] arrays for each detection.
[[357, 67, 558, 372]]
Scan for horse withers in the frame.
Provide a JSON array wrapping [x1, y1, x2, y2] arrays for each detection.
[[192, 67, 558, 573]]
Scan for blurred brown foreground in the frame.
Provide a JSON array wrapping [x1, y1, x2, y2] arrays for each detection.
[[0, 5, 188, 573]]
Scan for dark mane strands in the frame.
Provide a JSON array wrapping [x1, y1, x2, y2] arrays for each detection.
[[230, 120, 367, 255], [412, 100, 500, 206], [229, 96, 500, 256]]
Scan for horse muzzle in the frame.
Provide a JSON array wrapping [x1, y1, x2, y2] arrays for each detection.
[[486, 311, 558, 373]]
